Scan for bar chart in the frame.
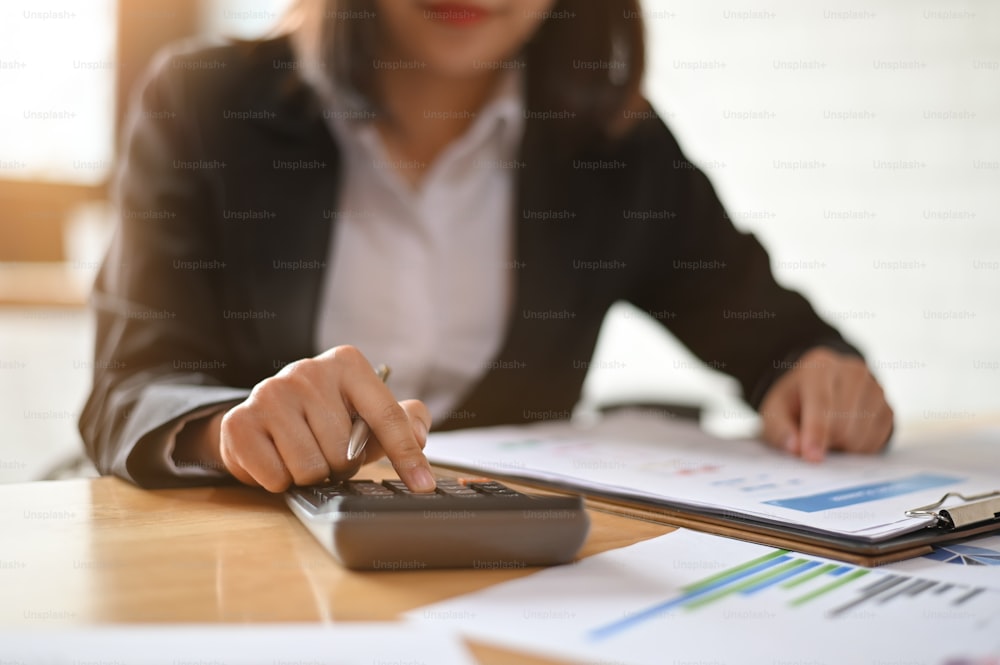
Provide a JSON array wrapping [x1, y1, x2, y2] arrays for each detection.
[[412, 529, 1000, 665], [589, 546, 990, 641]]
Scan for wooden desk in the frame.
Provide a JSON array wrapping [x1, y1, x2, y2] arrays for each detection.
[[0, 473, 673, 664]]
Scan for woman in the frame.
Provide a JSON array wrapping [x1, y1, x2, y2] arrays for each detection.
[[80, 0, 893, 491]]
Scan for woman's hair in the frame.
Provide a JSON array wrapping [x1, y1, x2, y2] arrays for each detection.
[[282, 0, 647, 140]]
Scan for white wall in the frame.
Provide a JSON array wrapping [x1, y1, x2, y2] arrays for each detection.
[[200, 0, 293, 38], [583, 0, 1000, 438]]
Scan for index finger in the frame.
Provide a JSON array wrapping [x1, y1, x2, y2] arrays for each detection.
[[798, 376, 835, 463], [343, 369, 436, 492]]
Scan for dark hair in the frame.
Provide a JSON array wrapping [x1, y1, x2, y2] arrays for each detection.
[[285, 0, 647, 140]]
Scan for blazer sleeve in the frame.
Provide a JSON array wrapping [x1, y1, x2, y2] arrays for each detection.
[[627, 119, 860, 409], [79, 49, 250, 488]]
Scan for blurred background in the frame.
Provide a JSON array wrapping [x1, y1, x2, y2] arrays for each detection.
[[1, 0, 997, 483]]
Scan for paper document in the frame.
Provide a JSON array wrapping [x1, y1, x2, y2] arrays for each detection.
[[0, 624, 474, 665], [882, 533, 1000, 591], [409, 528, 1000, 665], [425, 412, 1000, 541]]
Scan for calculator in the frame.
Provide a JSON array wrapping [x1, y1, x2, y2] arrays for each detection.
[[285, 477, 590, 570]]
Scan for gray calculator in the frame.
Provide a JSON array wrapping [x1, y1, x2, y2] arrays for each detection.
[[285, 477, 590, 570]]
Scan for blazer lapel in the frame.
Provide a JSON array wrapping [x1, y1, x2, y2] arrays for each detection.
[[440, 117, 585, 427], [218, 40, 342, 375]]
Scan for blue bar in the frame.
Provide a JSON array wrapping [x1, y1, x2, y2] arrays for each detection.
[[829, 565, 853, 577], [588, 555, 792, 641], [764, 473, 962, 513], [741, 560, 821, 595]]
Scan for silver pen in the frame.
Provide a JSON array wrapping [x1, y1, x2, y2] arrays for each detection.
[[346, 363, 391, 461]]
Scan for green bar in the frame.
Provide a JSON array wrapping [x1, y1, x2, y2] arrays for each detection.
[[685, 559, 809, 611], [682, 549, 789, 593], [781, 562, 838, 589], [790, 569, 870, 607]]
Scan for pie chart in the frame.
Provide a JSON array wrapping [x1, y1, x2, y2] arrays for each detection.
[[924, 543, 1000, 566]]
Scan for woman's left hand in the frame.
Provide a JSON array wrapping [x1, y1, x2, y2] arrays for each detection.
[[759, 347, 894, 462]]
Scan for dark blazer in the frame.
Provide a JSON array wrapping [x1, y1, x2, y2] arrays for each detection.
[[80, 37, 856, 488]]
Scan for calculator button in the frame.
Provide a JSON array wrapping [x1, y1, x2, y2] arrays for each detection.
[[437, 484, 480, 497], [381, 480, 441, 497], [351, 483, 394, 497], [442, 489, 480, 497], [436, 478, 489, 497], [469, 482, 522, 497], [315, 484, 352, 498]]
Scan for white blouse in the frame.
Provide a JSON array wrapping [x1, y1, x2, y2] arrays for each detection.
[[315, 74, 524, 422]]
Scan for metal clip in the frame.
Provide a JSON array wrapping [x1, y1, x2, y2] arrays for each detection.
[[905, 491, 1000, 529]]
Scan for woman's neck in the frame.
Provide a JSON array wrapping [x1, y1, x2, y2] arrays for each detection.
[[373, 64, 504, 188]]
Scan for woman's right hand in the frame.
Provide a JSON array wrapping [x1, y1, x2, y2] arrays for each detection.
[[176, 346, 435, 493]]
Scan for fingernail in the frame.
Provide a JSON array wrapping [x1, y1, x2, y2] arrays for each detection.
[[784, 434, 797, 454], [416, 419, 429, 444], [409, 466, 436, 493]]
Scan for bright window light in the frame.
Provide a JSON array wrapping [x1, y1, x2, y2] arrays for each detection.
[[201, 0, 294, 39], [0, 0, 118, 185]]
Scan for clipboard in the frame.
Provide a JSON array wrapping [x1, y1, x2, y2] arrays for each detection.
[[432, 465, 1000, 567], [578, 486, 1000, 567], [424, 413, 1000, 567]]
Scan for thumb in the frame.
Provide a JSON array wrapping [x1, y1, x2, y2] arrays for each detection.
[[759, 387, 801, 456]]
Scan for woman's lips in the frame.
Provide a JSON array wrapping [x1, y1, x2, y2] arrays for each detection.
[[422, 2, 493, 26]]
